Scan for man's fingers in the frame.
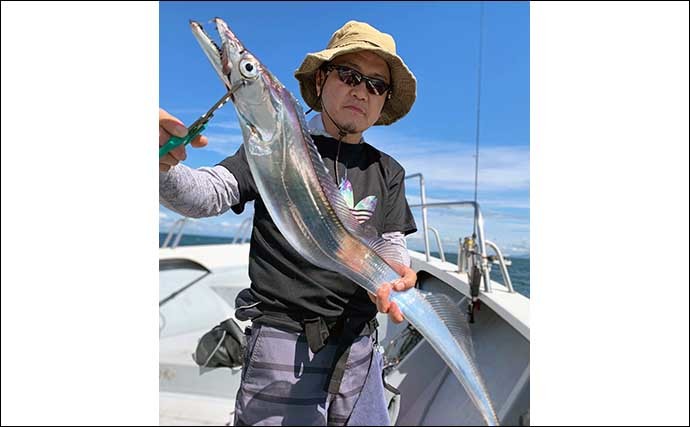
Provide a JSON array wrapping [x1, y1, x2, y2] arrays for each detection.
[[170, 145, 187, 162], [159, 109, 207, 162], [159, 120, 187, 138], [190, 135, 208, 148], [159, 109, 188, 138], [370, 285, 405, 323], [159, 128, 171, 147], [376, 284, 391, 313], [393, 279, 406, 291], [390, 302, 404, 324]]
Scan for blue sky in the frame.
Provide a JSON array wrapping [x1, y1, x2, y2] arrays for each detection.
[[159, 1, 530, 256]]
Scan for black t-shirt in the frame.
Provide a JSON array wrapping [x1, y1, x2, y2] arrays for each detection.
[[217, 134, 417, 324]]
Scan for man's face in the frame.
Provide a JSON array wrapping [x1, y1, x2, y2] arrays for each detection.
[[316, 51, 391, 134]]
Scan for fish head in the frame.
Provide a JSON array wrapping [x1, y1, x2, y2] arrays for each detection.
[[190, 18, 284, 154]]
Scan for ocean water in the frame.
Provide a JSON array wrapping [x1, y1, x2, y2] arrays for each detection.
[[427, 251, 530, 298], [160, 233, 530, 298]]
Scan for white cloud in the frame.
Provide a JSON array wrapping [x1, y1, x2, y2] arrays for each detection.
[[159, 211, 168, 219], [208, 121, 240, 130], [364, 129, 529, 193], [203, 132, 245, 156], [398, 144, 529, 192]]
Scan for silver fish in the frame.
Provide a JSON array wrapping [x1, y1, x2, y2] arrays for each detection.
[[190, 17, 499, 426]]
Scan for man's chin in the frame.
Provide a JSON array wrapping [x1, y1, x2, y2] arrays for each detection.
[[338, 120, 366, 134], [328, 112, 370, 134]]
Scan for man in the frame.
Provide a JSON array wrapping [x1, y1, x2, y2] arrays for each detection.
[[160, 20, 417, 426]]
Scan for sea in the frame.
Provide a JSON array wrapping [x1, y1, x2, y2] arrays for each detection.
[[160, 233, 530, 298]]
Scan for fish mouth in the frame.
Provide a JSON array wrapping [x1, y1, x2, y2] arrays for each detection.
[[189, 17, 246, 96], [213, 17, 244, 55], [189, 20, 229, 90]]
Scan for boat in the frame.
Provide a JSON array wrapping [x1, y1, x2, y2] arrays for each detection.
[[159, 175, 530, 426]]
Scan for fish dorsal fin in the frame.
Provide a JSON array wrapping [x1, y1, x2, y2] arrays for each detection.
[[289, 104, 405, 266], [418, 290, 477, 360], [359, 234, 407, 267]]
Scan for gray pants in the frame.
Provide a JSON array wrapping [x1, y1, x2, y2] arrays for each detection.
[[233, 324, 388, 426]]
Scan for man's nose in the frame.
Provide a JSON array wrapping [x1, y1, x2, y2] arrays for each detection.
[[350, 81, 368, 100]]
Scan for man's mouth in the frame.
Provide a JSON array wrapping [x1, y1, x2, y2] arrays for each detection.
[[344, 105, 365, 115]]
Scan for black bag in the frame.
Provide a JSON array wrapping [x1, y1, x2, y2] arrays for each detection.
[[193, 318, 247, 369]]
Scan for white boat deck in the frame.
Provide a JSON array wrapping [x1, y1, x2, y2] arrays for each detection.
[[159, 392, 235, 426]]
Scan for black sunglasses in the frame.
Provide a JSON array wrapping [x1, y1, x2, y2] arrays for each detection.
[[325, 64, 392, 97]]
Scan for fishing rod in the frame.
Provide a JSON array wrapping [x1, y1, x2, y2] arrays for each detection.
[[469, 1, 486, 323]]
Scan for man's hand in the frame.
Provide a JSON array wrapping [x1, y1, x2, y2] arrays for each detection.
[[369, 262, 417, 324], [159, 108, 209, 172]]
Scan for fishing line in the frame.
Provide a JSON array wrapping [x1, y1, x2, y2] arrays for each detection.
[[472, 1, 485, 238]]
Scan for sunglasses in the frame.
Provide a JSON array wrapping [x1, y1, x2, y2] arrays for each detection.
[[325, 64, 392, 97]]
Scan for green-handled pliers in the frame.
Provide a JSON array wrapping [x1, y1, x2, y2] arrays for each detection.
[[159, 83, 243, 159]]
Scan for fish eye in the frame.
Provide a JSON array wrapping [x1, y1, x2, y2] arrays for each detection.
[[239, 59, 259, 79]]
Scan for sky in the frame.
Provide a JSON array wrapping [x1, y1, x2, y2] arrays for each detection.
[[4, 4, 688, 425], [159, 1, 530, 256]]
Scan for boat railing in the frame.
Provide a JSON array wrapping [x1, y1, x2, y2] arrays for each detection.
[[485, 240, 515, 293], [427, 226, 446, 263], [405, 173, 514, 293], [160, 217, 252, 249], [161, 218, 188, 249]]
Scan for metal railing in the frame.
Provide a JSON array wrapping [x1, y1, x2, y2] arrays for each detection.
[[405, 172, 515, 294], [161, 218, 188, 249], [160, 217, 252, 249], [427, 226, 446, 263], [485, 240, 515, 293]]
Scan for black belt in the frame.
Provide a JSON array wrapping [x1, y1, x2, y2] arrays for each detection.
[[254, 310, 378, 394]]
